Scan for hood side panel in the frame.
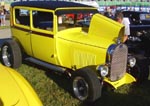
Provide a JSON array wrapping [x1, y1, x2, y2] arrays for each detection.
[[88, 13, 125, 42]]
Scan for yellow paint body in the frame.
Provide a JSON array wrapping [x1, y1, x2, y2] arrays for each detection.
[[0, 64, 43, 106], [56, 13, 125, 69], [10, 5, 135, 89]]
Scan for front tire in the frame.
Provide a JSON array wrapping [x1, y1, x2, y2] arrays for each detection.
[[72, 67, 102, 102], [0, 40, 22, 68], [130, 58, 149, 82]]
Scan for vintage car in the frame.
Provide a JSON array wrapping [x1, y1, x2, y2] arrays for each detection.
[[0, 1, 137, 102], [0, 64, 43, 106], [122, 11, 150, 81]]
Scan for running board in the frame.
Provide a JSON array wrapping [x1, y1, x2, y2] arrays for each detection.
[[25, 57, 66, 73]]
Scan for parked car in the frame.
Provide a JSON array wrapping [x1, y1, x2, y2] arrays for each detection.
[[122, 11, 150, 81], [0, 64, 43, 106], [0, 1, 137, 102]]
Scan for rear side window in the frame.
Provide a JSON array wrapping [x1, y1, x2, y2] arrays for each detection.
[[32, 10, 53, 31], [15, 8, 30, 26]]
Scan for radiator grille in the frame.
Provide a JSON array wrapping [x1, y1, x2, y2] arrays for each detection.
[[109, 44, 128, 81]]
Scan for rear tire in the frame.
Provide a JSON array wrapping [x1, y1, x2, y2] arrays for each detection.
[[72, 67, 102, 102], [0, 40, 22, 68]]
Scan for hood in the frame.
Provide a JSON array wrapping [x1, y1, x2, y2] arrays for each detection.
[[88, 13, 125, 43], [57, 27, 114, 49], [0, 64, 42, 106]]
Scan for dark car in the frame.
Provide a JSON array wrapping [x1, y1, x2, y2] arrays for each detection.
[[122, 11, 150, 81]]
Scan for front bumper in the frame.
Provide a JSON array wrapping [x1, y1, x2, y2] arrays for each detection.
[[104, 73, 136, 89]]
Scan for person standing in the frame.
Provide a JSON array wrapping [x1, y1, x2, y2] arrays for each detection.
[[114, 11, 130, 43], [0, 6, 3, 26], [0, 5, 6, 26]]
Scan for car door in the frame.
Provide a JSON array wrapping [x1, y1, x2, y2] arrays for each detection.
[[12, 7, 32, 56], [30, 10, 56, 64]]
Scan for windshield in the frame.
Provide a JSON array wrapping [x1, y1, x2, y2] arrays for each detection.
[[58, 13, 94, 32]]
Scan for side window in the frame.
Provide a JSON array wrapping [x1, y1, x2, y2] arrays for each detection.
[[32, 10, 53, 31], [15, 8, 30, 26]]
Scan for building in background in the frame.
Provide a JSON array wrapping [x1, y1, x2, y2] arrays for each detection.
[[97, 0, 150, 11]]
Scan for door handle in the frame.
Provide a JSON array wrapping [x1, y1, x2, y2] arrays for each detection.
[[27, 30, 32, 35]]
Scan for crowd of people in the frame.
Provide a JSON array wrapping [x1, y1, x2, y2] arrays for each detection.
[[0, 5, 6, 26]]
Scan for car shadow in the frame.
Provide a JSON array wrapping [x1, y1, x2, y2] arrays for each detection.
[[23, 60, 150, 106], [80, 81, 150, 106], [23, 60, 74, 97]]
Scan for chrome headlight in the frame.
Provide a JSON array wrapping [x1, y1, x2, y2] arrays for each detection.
[[128, 56, 136, 67], [97, 65, 109, 77], [136, 31, 143, 36]]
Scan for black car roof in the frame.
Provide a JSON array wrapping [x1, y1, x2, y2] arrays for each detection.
[[11, 1, 94, 10], [123, 11, 149, 14]]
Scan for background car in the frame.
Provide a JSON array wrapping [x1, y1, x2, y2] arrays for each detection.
[[123, 11, 150, 81], [0, 64, 43, 106]]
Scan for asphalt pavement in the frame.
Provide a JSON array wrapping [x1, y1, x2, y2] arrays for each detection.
[[0, 20, 11, 47], [0, 20, 11, 39]]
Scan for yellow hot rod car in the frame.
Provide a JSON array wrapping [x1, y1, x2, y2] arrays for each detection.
[[0, 1, 137, 102], [0, 64, 43, 106]]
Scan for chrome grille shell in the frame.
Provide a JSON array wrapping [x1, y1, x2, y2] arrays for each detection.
[[109, 44, 128, 81]]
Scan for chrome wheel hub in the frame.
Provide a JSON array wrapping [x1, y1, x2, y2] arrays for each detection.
[[73, 76, 89, 101], [2, 45, 11, 67]]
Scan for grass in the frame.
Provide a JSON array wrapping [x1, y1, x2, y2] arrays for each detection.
[[16, 63, 79, 106], [15, 63, 150, 106]]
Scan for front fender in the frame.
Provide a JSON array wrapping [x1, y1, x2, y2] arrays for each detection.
[[104, 73, 136, 89]]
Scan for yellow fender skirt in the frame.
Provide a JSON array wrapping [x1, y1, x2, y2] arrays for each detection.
[[104, 73, 136, 89]]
